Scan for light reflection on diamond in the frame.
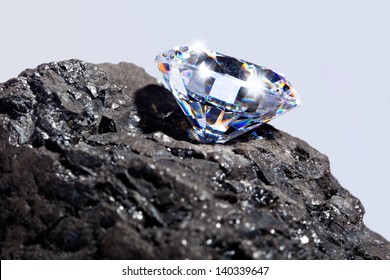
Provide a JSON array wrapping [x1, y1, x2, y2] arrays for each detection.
[[155, 45, 301, 143]]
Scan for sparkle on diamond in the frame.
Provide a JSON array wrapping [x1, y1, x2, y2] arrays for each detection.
[[155, 45, 301, 143]]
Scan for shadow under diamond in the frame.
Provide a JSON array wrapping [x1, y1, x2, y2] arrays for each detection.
[[134, 84, 280, 144]]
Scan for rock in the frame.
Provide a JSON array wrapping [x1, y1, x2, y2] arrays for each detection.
[[0, 59, 388, 260]]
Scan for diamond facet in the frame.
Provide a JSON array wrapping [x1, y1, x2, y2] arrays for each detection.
[[155, 45, 301, 143]]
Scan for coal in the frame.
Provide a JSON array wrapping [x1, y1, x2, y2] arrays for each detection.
[[0, 60, 388, 259]]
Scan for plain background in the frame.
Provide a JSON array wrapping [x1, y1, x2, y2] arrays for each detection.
[[0, 0, 389, 240]]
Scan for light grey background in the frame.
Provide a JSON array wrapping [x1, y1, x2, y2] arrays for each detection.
[[1, 0, 389, 240]]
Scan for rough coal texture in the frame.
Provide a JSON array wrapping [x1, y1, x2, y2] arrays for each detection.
[[0, 60, 389, 260]]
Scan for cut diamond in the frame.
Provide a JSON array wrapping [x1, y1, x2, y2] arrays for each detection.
[[155, 45, 301, 143]]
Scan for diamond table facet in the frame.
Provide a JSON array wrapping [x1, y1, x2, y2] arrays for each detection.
[[155, 45, 302, 143]]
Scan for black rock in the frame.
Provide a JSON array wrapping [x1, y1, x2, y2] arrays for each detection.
[[0, 60, 388, 260]]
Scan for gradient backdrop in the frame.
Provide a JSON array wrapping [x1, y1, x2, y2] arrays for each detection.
[[1, 0, 389, 240]]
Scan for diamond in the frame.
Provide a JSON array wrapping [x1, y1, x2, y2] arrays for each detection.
[[155, 45, 301, 143]]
